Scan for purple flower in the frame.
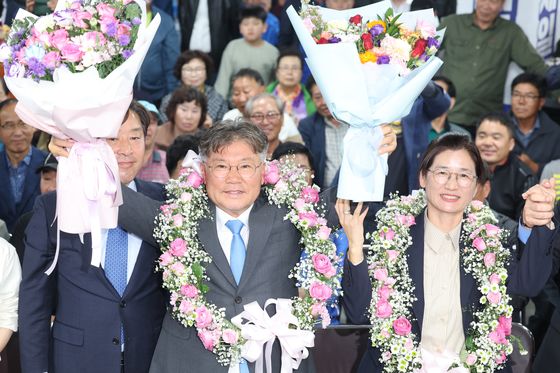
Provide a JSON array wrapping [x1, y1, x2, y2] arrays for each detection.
[[121, 49, 134, 59], [104, 22, 117, 37], [131, 17, 141, 25], [370, 24, 385, 37], [427, 37, 439, 49], [328, 36, 341, 43], [377, 55, 390, 64], [122, 20, 131, 27], [118, 34, 131, 46], [27, 57, 46, 78]]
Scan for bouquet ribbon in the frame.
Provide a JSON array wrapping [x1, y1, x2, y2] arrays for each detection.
[[181, 149, 203, 175], [231, 298, 315, 373]]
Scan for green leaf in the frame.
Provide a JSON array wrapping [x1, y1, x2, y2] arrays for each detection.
[[192, 262, 203, 279]]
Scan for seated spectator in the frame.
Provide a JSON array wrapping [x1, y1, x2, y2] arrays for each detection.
[[0, 238, 20, 357], [267, 50, 315, 123], [245, 93, 299, 158], [509, 72, 560, 175], [0, 99, 46, 232], [136, 100, 170, 184], [133, 0, 180, 106], [155, 87, 207, 151], [271, 141, 314, 185], [160, 50, 228, 123], [475, 112, 535, 220], [244, 0, 279, 45], [224, 68, 302, 142], [215, 6, 279, 98], [430, 76, 471, 141], [165, 134, 200, 179]]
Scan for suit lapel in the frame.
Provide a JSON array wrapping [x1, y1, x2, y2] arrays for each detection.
[[81, 233, 121, 298], [459, 225, 475, 331], [198, 202, 238, 288], [19, 148, 40, 212], [408, 211, 425, 333], [238, 197, 276, 291]]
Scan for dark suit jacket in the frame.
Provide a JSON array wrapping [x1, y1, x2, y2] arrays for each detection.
[[298, 113, 327, 189], [117, 187, 314, 372], [342, 211, 553, 373], [18, 180, 167, 373], [0, 147, 46, 232]]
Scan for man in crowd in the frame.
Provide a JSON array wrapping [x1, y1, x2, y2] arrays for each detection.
[[439, 0, 560, 133], [19, 102, 167, 373], [137, 100, 170, 184], [430, 76, 472, 141], [475, 112, 535, 220], [509, 72, 560, 176], [0, 98, 46, 232]]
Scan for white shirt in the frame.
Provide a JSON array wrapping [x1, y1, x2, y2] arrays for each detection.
[[215, 206, 252, 373], [189, 0, 211, 53], [0, 238, 21, 333], [100, 181, 142, 283]]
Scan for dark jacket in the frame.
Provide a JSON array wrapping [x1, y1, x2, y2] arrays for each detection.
[[0, 147, 46, 232], [178, 0, 240, 70], [134, 6, 180, 103], [342, 210, 554, 373], [488, 154, 536, 220], [298, 113, 328, 189], [511, 111, 560, 175], [18, 180, 167, 373]]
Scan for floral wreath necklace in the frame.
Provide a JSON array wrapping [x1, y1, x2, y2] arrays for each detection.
[[367, 190, 518, 373], [154, 151, 341, 369]]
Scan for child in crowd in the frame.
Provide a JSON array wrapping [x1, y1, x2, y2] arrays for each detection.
[[214, 6, 279, 99]]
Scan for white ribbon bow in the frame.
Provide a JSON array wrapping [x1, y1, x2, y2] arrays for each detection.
[[231, 298, 315, 373], [181, 149, 203, 176]]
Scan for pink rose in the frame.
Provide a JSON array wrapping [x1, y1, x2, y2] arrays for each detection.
[[180, 192, 192, 201], [381, 351, 392, 361], [160, 204, 172, 216], [222, 329, 238, 344], [179, 299, 194, 314], [489, 328, 507, 344], [50, 29, 69, 50], [294, 198, 306, 211], [485, 224, 500, 237], [274, 179, 288, 192], [60, 43, 83, 63], [317, 217, 327, 226], [72, 11, 92, 29], [386, 250, 399, 262], [311, 302, 324, 316], [180, 284, 199, 298], [489, 273, 501, 284], [483, 252, 496, 267], [380, 228, 395, 241], [170, 262, 185, 275], [264, 161, 280, 184], [42, 51, 60, 69], [467, 213, 477, 224], [312, 253, 335, 277], [385, 277, 396, 286], [395, 214, 415, 227], [117, 23, 131, 37], [487, 291, 501, 305], [172, 214, 183, 227], [159, 251, 173, 265], [473, 237, 487, 251], [96, 2, 117, 18], [392, 316, 412, 336], [377, 285, 393, 300], [309, 281, 332, 301], [301, 186, 320, 204], [498, 316, 512, 336], [299, 211, 319, 227], [373, 268, 388, 282], [170, 238, 187, 256], [198, 329, 216, 350], [495, 351, 506, 364], [404, 338, 414, 350], [465, 353, 477, 366], [375, 299, 392, 318], [470, 200, 484, 210], [195, 306, 213, 328], [416, 19, 436, 38], [186, 171, 204, 188], [317, 225, 331, 240]]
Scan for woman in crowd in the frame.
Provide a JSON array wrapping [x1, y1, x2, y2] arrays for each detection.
[[155, 86, 207, 151], [266, 50, 315, 124], [337, 134, 553, 373], [160, 50, 228, 123]]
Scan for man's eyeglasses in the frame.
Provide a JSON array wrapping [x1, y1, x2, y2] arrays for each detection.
[[206, 162, 262, 179], [428, 168, 477, 188], [249, 112, 281, 124], [512, 91, 540, 101]]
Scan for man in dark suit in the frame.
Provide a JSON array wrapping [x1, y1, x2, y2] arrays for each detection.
[[0, 98, 46, 233], [18, 101, 167, 373]]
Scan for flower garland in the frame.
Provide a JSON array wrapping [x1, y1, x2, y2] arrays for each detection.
[[154, 155, 341, 366], [367, 190, 515, 372]]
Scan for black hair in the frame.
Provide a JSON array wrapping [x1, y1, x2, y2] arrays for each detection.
[[239, 5, 267, 23], [475, 112, 515, 138], [166, 86, 208, 129], [276, 50, 303, 71], [511, 72, 547, 98], [306, 75, 317, 94], [165, 134, 200, 175], [173, 50, 214, 81], [433, 75, 456, 98], [231, 68, 265, 86], [271, 141, 316, 175], [0, 98, 17, 112]]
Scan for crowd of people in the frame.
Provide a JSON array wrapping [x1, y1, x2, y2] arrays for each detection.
[[1, 0, 560, 372]]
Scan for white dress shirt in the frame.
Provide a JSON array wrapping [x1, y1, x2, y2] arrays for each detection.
[[189, 0, 211, 53], [0, 238, 21, 333]]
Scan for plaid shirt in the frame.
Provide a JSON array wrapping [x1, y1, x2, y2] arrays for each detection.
[[137, 150, 170, 184]]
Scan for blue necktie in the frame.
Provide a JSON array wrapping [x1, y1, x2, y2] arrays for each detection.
[[225, 220, 249, 373], [105, 227, 128, 346]]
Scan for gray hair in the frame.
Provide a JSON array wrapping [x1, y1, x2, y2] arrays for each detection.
[[198, 119, 269, 161], [245, 93, 285, 115]]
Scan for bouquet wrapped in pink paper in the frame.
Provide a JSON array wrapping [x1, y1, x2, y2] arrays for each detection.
[[0, 0, 160, 271]]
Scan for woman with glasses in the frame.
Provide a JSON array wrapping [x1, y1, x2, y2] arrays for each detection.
[[155, 86, 207, 151], [336, 133, 554, 373], [159, 50, 228, 124], [266, 50, 316, 124]]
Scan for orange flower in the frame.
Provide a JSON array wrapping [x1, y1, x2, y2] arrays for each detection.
[[359, 50, 377, 64], [367, 20, 386, 32]]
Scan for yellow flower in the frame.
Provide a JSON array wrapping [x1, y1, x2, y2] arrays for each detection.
[[367, 20, 386, 32], [359, 50, 377, 64]]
